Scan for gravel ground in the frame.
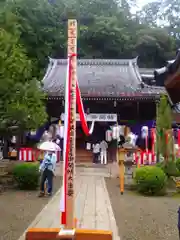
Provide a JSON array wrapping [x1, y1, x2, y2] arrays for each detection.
[[0, 176, 62, 240], [105, 178, 180, 240]]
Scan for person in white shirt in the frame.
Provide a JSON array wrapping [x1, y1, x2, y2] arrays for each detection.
[[39, 151, 56, 197], [93, 142, 100, 164], [99, 140, 108, 164]]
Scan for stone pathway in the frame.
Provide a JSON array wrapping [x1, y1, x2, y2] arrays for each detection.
[[18, 166, 120, 240]]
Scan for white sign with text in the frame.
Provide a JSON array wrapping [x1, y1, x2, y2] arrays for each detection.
[[61, 113, 117, 122]]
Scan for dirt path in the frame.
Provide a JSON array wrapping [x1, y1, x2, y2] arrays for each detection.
[[0, 176, 62, 240], [105, 178, 180, 240]]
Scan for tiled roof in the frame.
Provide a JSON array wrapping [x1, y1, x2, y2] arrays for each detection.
[[139, 68, 155, 75], [42, 58, 165, 98]]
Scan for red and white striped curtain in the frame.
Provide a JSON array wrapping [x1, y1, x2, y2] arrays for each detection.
[[133, 151, 157, 165]]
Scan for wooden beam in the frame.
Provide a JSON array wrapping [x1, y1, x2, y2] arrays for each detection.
[[65, 19, 77, 229], [26, 228, 113, 240]]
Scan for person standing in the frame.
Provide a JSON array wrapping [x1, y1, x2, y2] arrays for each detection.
[[100, 140, 108, 165], [38, 150, 56, 197], [93, 142, 100, 164]]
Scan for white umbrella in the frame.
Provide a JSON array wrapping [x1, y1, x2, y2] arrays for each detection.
[[37, 141, 60, 151]]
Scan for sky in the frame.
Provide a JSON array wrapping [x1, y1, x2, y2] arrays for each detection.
[[137, 0, 152, 6], [132, 0, 156, 12]]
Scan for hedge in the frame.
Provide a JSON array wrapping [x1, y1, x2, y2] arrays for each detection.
[[13, 162, 40, 190], [134, 166, 167, 195]]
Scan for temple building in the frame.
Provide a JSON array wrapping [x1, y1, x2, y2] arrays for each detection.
[[42, 57, 165, 162]]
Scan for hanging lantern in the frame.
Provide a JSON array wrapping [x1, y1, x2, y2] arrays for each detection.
[[119, 125, 125, 136], [112, 125, 119, 140], [11, 136, 16, 143], [141, 126, 148, 139], [141, 126, 149, 151], [106, 130, 112, 142], [127, 132, 138, 146], [55, 120, 64, 139], [30, 130, 36, 135], [59, 125, 64, 138]]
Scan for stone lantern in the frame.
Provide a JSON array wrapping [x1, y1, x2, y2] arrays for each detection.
[[117, 143, 140, 194]]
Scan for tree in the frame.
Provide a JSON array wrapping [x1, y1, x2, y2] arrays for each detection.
[[160, 0, 180, 39], [156, 95, 172, 161], [137, 1, 161, 27], [135, 28, 175, 67], [0, 0, 177, 70], [137, 0, 180, 46], [79, 16, 131, 58], [0, 28, 47, 138], [5, 0, 66, 78]]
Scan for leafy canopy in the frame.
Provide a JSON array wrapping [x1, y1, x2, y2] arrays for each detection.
[[0, 26, 47, 135]]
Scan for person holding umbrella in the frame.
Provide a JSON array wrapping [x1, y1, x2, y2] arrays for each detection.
[[38, 141, 60, 197]]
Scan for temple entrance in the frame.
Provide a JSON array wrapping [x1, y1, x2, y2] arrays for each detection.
[[76, 119, 117, 163]]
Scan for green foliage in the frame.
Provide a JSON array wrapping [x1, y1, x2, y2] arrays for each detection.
[[135, 28, 175, 67], [134, 166, 167, 195], [0, 0, 176, 71], [157, 160, 180, 177], [156, 95, 172, 158], [0, 25, 47, 135], [13, 162, 40, 190]]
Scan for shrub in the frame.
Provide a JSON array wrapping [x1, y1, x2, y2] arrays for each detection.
[[13, 162, 40, 190], [156, 160, 180, 177], [163, 161, 180, 177], [134, 166, 167, 195], [156, 162, 164, 168]]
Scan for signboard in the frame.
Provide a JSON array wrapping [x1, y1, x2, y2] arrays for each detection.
[[61, 113, 117, 122]]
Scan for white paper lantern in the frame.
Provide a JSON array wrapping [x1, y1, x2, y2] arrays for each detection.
[[112, 125, 119, 140], [59, 125, 64, 138], [11, 136, 16, 143], [30, 130, 36, 135], [106, 130, 112, 142], [119, 125, 125, 136], [141, 126, 148, 139], [86, 142, 91, 150], [56, 124, 64, 138], [127, 132, 138, 146]]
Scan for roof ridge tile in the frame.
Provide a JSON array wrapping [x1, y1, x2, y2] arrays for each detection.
[[52, 58, 138, 66]]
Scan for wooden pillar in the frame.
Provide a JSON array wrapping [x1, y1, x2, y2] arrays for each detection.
[[65, 19, 77, 229], [118, 148, 125, 195]]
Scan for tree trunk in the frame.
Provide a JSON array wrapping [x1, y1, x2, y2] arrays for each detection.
[[16, 133, 23, 161], [2, 137, 9, 159]]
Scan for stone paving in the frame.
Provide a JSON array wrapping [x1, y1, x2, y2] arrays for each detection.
[[18, 164, 120, 240]]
